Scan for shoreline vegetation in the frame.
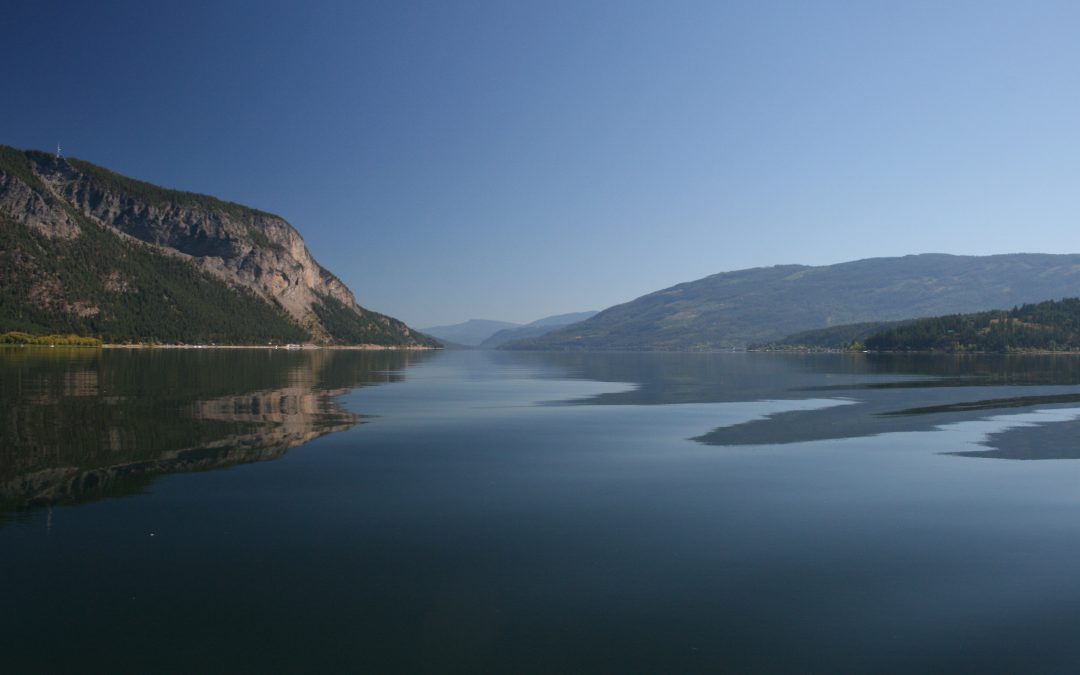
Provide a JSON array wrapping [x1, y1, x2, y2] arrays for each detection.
[[0, 331, 102, 347]]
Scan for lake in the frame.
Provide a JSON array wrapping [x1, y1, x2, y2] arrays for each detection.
[[5, 348, 1080, 673]]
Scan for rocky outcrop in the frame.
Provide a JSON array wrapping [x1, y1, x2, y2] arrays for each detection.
[[0, 146, 437, 346], [0, 171, 80, 239]]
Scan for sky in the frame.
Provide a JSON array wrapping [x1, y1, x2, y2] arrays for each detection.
[[4, 0, 1080, 327]]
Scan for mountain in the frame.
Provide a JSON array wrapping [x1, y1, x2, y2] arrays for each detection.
[[862, 297, 1080, 352], [508, 254, 1080, 351], [419, 319, 520, 346], [0, 146, 436, 346], [482, 310, 598, 348]]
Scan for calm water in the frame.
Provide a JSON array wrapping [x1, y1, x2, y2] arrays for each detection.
[[6, 348, 1080, 672]]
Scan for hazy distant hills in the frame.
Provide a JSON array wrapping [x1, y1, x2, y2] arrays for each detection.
[[423, 311, 599, 347], [419, 319, 520, 346], [481, 311, 598, 348], [509, 254, 1080, 350], [0, 146, 436, 346]]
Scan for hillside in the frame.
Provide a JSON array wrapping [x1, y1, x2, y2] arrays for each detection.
[[509, 254, 1080, 350], [482, 310, 598, 348], [0, 146, 436, 346], [751, 321, 908, 351], [863, 298, 1080, 352]]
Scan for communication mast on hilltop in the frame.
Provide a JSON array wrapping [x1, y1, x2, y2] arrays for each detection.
[[56, 143, 62, 159]]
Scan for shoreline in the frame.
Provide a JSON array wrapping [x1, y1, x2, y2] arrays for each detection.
[[750, 348, 1080, 356], [2, 343, 440, 351], [99, 343, 441, 351]]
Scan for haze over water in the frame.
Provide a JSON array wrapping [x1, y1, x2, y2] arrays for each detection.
[[5, 348, 1080, 672]]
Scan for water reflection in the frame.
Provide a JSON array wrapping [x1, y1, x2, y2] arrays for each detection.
[[491, 351, 1080, 459], [8, 347, 1080, 525], [952, 412, 1080, 459], [0, 347, 432, 518]]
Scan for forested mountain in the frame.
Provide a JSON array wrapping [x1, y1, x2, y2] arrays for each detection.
[[0, 146, 436, 346], [862, 298, 1080, 352], [509, 254, 1080, 350]]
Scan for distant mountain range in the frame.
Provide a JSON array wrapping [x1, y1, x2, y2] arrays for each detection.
[[508, 254, 1080, 350], [0, 146, 436, 346], [422, 311, 598, 347], [419, 319, 521, 346], [481, 311, 598, 348]]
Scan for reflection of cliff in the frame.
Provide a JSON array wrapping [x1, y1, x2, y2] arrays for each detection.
[[0, 348, 432, 516], [2, 386, 356, 509]]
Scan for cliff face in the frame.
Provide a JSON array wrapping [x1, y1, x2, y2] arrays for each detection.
[[0, 146, 437, 346]]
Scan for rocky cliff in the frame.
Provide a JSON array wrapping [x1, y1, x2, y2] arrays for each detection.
[[0, 145, 437, 346]]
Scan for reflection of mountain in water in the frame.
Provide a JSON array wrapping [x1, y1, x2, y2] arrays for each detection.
[[951, 416, 1080, 459], [0, 348, 431, 518]]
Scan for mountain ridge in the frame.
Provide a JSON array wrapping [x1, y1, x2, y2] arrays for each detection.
[[507, 254, 1080, 350]]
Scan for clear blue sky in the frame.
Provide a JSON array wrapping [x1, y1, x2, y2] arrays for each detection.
[[5, 1, 1080, 327]]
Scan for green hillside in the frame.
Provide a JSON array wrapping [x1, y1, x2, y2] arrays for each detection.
[[863, 298, 1080, 352]]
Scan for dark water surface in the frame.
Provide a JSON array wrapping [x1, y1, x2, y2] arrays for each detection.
[[5, 349, 1080, 673]]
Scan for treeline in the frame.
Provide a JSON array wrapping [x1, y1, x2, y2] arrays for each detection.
[[862, 298, 1080, 352], [0, 332, 102, 346]]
